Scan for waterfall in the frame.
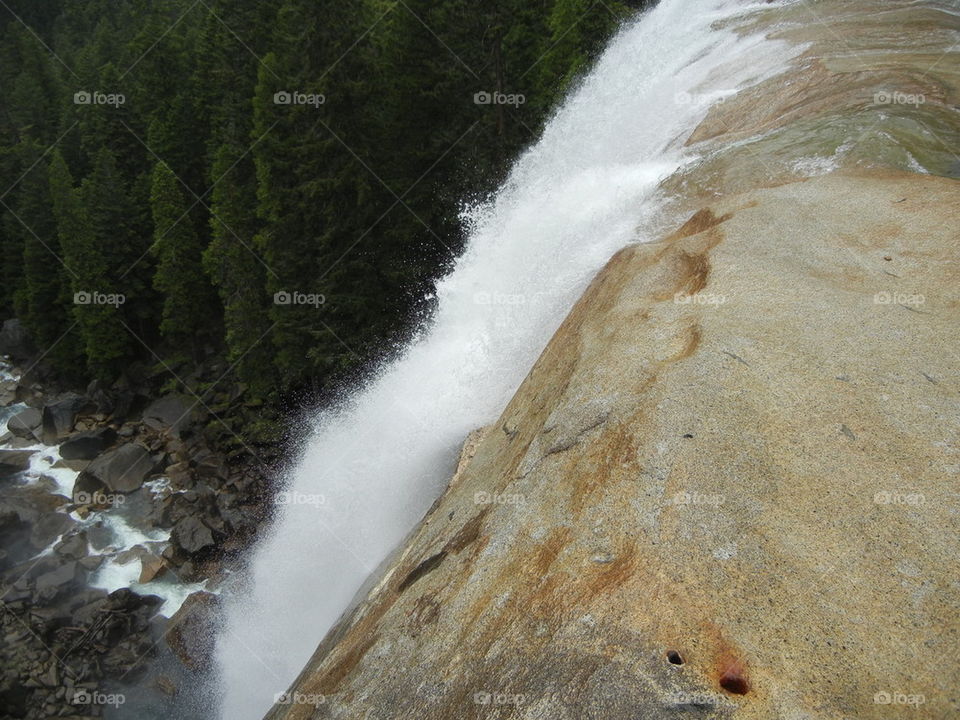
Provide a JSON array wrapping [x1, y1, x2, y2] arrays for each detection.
[[214, 1, 801, 717]]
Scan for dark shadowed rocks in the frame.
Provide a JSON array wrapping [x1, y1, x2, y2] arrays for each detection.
[[171, 516, 215, 554], [59, 427, 117, 460], [86, 443, 155, 493], [7, 407, 41, 441], [142, 395, 194, 436], [0, 448, 35, 476], [41, 393, 90, 444]]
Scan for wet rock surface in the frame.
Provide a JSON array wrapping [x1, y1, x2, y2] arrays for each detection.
[[0, 362, 276, 719], [59, 428, 117, 462], [7, 408, 41, 442], [85, 444, 155, 494], [268, 174, 960, 719]]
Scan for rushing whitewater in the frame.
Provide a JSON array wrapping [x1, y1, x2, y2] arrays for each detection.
[[215, 1, 801, 717]]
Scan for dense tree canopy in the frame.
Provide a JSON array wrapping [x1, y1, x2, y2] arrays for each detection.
[[0, 0, 646, 425]]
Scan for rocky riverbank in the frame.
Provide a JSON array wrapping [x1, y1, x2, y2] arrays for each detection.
[[0, 335, 276, 719]]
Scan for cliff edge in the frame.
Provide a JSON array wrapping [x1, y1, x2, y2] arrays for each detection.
[[265, 0, 960, 716], [268, 172, 959, 719]]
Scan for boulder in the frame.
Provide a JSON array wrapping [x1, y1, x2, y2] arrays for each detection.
[[0, 486, 71, 557], [7, 407, 41, 441], [13, 382, 42, 407], [114, 545, 149, 565], [268, 174, 960, 719], [0, 448, 35, 476], [138, 553, 167, 584], [34, 561, 84, 601], [86, 378, 115, 414], [0, 486, 67, 524], [41, 393, 89, 444], [165, 591, 221, 669], [72, 469, 106, 501], [59, 427, 117, 461], [142, 395, 194, 436], [85, 443, 154, 493], [0, 379, 16, 406], [52, 457, 90, 472], [53, 531, 88, 561], [170, 516, 214, 554], [30, 511, 74, 551], [78, 554, 103, 572]]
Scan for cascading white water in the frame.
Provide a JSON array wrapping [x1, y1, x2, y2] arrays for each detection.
[[215, 2, 801, 717]]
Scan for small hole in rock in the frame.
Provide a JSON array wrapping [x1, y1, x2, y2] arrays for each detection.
[[666, 650, 684, 665], [682, 433, 694, 439], [720, 671, 749, 695]]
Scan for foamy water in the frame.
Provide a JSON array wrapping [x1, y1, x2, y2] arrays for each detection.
[[0, 360, 204, 617], [214, 2, 804, 717]]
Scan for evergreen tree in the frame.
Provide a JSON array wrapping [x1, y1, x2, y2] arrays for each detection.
[[149, 161, 215, 354], [535, 0, 631, 98], [0, 0, 636, 408], [195, 0, 275, 394], [10, 147, 77, 367], [78, 148, 138, 375]]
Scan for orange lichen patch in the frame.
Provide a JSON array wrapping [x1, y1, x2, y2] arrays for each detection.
[[709, 630, 752, 696], [533, 526, 574, 577], [295, 509, 496, 704], [677, 251, 712, 295], [666, 209, 733, 241], [585, 550, 638, 596], [652, 213, 727, 302], [319, 631, 379, 692], [404, 593, 441, 637], [668, 323, 702, 363], [566, 418, 645, 517], [443, 508, 489, 555], [526, 571, 575, 630], [292, 627, 381, 716], [567, 245, 643, 320]]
